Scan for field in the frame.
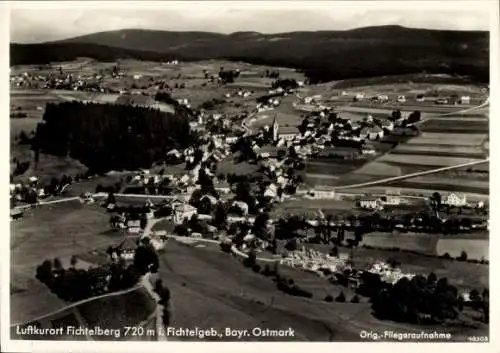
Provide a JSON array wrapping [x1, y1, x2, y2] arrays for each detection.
[[420, 118, 489, 134], [10, 202, 121, 324], [392, 144, 486, 158], [11, 286, 157, 341], [377, 154, 483, 168], [300, 239, 488, 292], [406, 132, 487, 147], [153, 240, 484, 341]]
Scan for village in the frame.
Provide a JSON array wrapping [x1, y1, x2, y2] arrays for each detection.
[[9, 56, 490, 341]]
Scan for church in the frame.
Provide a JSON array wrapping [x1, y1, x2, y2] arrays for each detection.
[[271, 114, 297, 143]]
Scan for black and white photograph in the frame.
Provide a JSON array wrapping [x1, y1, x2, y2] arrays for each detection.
[[2, 0, 497, 349]]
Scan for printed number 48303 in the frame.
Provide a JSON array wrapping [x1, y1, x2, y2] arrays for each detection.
[[468, 336, 488, 342]]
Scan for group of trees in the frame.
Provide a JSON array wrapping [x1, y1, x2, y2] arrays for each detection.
[[271, 78, 298, 90], [264, 70, 280, 79], [366, 273, 488, 325], [35, 238, 161, 303], [35, 256, 140, 302], [218, 68, 240, 83], [32, 102, 193, 174]]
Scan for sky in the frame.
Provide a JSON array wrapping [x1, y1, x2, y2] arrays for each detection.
[[9, 1, 491, 43]]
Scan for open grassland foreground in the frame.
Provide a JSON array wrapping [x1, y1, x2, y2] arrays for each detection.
[[155, 241, 485, 341]]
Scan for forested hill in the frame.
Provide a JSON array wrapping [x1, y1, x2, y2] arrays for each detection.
[[33, 102, 193, 173], [11, 26, 489, 82]]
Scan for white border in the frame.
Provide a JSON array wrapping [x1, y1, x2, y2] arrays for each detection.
[[1, 1, 498, 352]]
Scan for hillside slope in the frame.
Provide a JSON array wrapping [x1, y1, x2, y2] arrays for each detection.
[[10, 26, 489, 82]]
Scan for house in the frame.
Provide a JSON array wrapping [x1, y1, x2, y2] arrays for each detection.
[[397, 95, 406, 103], [231, 201, 249, 216], [443, 192, 467, 207], [127, 220, 141, 233], [416, 94, 425, 102], [10, 208, 23, 220], [360, 126, 384, 140], [380, 195, 401, 206], [355, 93, 365, 100], [361, 144, 376, 155], [381, 120, 394, 131], [309, 187, 335, 200], [460, 96, 471, 104], [359, 197, 382, 210], [225, 136, 239, 144], [173, 203, 197, 224]]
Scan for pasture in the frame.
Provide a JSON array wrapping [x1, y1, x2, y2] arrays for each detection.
[[155, 240, 476, 341], [378, 153, 484, 168], [389, 176, 489, 195], [10, 202, 120, 324], [436, 238, 489, 261], [406, 132, 487, 147], [420, 119, 488, 134]]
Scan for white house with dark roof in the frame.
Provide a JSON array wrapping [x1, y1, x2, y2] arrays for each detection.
[[359, 197, 382, 210], [173, 203, 197, 224], [443, 192, 467, 207]]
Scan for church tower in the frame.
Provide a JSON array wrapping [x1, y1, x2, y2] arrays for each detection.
[[272, 113, 279, 142]]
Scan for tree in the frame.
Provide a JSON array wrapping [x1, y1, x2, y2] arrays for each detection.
[[430, 192, 442, 214], [329, 246, 339, 257], [243, 249, 257, 268], [324, 294, 333, 302], [70, 255, 78, 268], [106, 192, 116, 205], [350, 295, 360, 303], [53, 258, 63, 271], [335, 291, 346, 302], [457, 250, 468, 261], [253, 212, 271, 240], [407, 110, 421, 124], [213, 202, 228, 230], [133, 244, 159, 275]]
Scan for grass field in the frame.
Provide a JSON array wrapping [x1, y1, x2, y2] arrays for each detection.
[[386, 176, 489, 194], [420, 119, 488, 134], [155, 240, 483, 341], [393, 144, 485, 156], [11, 202, 121, 323], [406, 132, 487, 147], [378, 154, 483, 168]]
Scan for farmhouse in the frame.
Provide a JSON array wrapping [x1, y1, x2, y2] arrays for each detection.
[[127, 220, 142, 234], [173, 203, 197, 224], [360, 126, 384, 140], [359, 197, 382, 210], [443, 192, 467, 207], [416, 94, 425, 102], [309, 187, 336, 200], [460, 96, 471, 104], [380, 195, 401, 206]]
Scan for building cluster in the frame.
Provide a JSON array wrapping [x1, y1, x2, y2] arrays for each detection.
[[366, 262, 416, 284], [280, 246, 349, 273]]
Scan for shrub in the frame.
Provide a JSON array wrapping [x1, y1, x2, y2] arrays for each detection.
[[350, 295, 360, 303], [324, 294, 333, 302], [335, 291, 346, 302]]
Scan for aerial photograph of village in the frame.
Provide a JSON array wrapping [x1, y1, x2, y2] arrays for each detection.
[[7, 2, 491, 345]]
